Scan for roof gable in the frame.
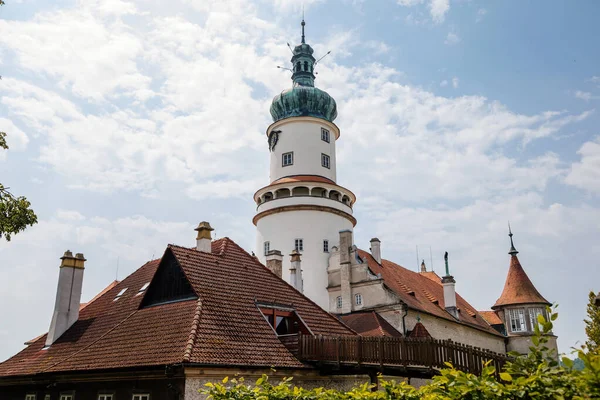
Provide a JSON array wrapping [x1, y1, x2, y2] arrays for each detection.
[[140, 248, 197, 308]]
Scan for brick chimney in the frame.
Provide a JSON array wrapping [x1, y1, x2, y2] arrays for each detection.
[[194, 221, 213, 253], [265, 250, 283, 278], [45, 250, 86, 347], [370, 238, 381, 264], [289, 250, 303, 293], [442, 252, 459, 319]]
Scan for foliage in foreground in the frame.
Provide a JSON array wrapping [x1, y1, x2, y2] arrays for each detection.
[[585, 290, 600, 353], [0, 132, 38, 241], [203, 308, 600, 399]]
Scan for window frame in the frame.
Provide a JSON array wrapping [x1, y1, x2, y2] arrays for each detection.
[[98, 395, 114, 400], [294, 238, 304, 252], [508, 308, 527, 333], [321, 128, 330, 143], [263, 241, 270, 255], [336, 296, 343, 309], [25, 395, 36, 400], [321, 153, 330, 169], [59, 394, 74, 400], [132, 395, 150, 400], [355, 293, 363, 306], [282, 152, 293, 167], [323, 239, 329, 253], [528, 307, 544, 331]]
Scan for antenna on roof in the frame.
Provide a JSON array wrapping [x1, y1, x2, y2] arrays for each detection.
[[415, 245, 419, 272], [116, 256, 120, 281], [429, 246, 434, 272]]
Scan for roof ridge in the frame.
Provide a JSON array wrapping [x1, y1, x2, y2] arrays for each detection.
[[183, 298, 203, 362]]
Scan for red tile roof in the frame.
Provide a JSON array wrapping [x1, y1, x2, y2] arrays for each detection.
[[357, 250, 503, 337], [479, 311, 503, 326], [492, 255, 550, 308], [339, 312, 402, 337], [408, 322, 431, 338], [0, 238, 355, 377]]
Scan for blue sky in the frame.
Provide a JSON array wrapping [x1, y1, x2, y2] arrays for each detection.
[[1, 0, 599, 361]]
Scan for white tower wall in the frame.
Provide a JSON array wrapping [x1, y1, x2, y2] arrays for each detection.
[[268, 117, 339, 183], [256, 209, 353, 308]]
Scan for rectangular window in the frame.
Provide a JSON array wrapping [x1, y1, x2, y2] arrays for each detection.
[[25, 395, 36, 400], [321, 153, 330, 169], [263, 241, 270, 255], [132, 395, 150, 400], [323, 240, 329, 253], [294, 239, 303, 252], [508, 308, 526, 333], [282, 152, 293, 166], [355, 293, 363, 306], [336, 296, 342, 309], [98, 395, 113, 400], [321, 128, 330, 143], [60, 395, 74, 400], [528, 308, 544, 331]]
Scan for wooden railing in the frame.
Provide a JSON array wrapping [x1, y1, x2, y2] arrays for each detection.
[[291, 334, 508, 376]]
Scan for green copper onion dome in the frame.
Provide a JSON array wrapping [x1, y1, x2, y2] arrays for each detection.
[[270, 20, 338, 123]]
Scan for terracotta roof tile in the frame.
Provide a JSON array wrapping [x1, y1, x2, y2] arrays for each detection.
[[339, 312, 402, 337], [492, 255, 549, 308], [0, 238, 355, 377], [408, 322, 431, 338], [479, 311, 503, 326], [357, 250, 503, 337]]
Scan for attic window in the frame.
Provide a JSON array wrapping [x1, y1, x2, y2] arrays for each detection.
[[113, 288, 128, 301], [256, 302, 310, 336], [136, 282, 150, 296]]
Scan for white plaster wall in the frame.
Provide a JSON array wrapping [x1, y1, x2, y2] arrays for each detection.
[[392, 311, 507, 354], [256, 210, 353, 309], [268, 117, 338, 183]]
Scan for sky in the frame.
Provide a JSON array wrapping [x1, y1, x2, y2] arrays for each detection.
[[1, 0, 599, 362]]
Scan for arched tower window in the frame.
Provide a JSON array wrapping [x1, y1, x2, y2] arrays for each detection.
[[304, 61, 309, 71], [296, 62, 301, 72]]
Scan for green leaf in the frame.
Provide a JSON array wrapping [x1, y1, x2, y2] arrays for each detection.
[[537, 314, 546, 324], [222, 376, 228, 384], [500, 372, 512, 381]]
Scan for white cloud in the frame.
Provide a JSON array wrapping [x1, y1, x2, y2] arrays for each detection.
[[452, 77, 459, 88], [565, 136, 600, 194], [0, 118, 29, 151], [397, 0, 449, 24], [445, 32, 460, 45], [440, 80, 448, 87], [476, 8, 487, 22], [575, 90, 599, 101]]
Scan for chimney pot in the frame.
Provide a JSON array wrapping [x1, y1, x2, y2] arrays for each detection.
[[195, 221, 214, 252], [441, 252, 459, 319]]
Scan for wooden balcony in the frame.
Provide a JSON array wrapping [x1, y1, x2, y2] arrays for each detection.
[[283, 334, 508, 378]]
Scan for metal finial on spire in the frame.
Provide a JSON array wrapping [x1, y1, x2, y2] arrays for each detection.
[[301, 18, 306, 44], [508, 222, 519, 256]]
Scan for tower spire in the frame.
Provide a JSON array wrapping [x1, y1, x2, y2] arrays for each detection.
[[301, 16, 306, 44], [508, 222, 518, 256]]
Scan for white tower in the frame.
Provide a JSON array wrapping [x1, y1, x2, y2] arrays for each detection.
[[254, 20, 356, 309]]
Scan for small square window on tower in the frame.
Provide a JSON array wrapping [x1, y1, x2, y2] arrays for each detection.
[[264, 241, 270, 255], [282, 152, 293, 166], [294, 239, 304, 252], [323, 240, 329, 253], [321, 153, 330, 169], [321, 128, 330, 143]]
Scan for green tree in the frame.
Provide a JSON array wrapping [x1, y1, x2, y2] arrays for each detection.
[[585, 291, 600, 353], [0, 132, 38, 241]]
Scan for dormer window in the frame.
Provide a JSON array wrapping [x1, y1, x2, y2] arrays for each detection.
[[257, 302, 310, 336], [136, 282, 150, 296]]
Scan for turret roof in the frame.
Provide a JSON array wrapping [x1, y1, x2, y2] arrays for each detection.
[[492, 254, 550, 308]]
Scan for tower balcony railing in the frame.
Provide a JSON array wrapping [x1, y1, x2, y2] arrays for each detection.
[[256, 193, 353, 215], [256, 185, 354, 209]]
